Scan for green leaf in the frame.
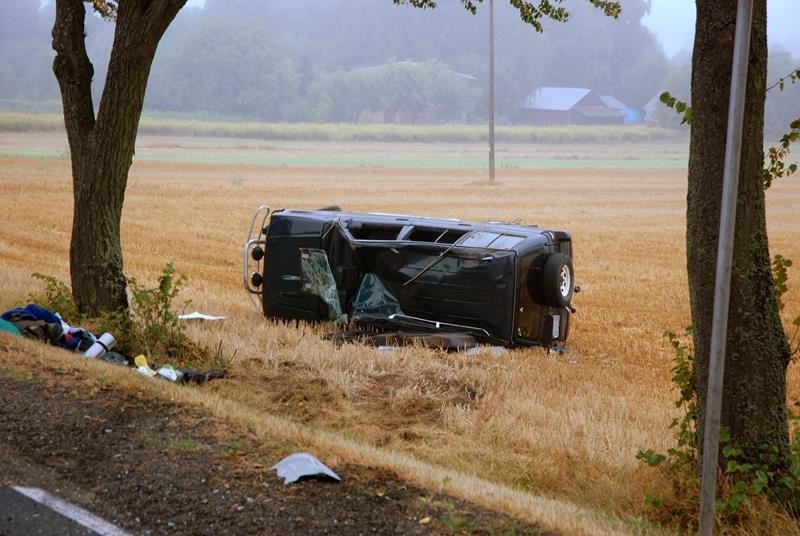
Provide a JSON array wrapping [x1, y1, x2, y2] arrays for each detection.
[[727, 491, 748, 512], [723, 445, 742, 458], [636, 449, 667, 466], [644, 493, 664, 508]]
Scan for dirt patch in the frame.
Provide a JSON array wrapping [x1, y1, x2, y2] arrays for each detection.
[[353, 370, 485, 428], [0, 359, 550, 535]]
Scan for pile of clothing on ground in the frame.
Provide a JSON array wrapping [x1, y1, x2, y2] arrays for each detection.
[[0, 303, 224, 384]]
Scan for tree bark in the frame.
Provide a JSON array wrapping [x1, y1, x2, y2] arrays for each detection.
[[689, 0, 790, 464], [52, 0, 186, 316]]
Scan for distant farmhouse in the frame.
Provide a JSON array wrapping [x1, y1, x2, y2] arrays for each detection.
[[520, 87, 640, 125]]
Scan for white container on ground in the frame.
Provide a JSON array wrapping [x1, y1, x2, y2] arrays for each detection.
[[83, 332, 116, 359]]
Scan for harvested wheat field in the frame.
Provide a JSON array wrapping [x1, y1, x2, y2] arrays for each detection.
[[1, 131, 799, 535]]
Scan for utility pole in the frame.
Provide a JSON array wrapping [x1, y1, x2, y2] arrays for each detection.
[[488, 0, 496, 184], [698, 0, 753, 534]]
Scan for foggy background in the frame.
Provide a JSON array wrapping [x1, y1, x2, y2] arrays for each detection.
[[1, 0, 798, 134]]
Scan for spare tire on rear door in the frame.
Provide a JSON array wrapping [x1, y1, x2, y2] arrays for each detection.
[[541, 252, 574, 308]]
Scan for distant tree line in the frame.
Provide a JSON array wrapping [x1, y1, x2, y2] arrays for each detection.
[[1, 0, 797, 132]]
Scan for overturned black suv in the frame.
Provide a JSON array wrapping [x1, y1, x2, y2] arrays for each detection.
[[244, 206, 575, 347]]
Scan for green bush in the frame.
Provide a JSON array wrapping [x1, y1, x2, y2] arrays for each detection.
[[637, 330, 800, 528], [124, 261, 191, 360], [28, 272, 81, 322], [28, 263, 228, 370]]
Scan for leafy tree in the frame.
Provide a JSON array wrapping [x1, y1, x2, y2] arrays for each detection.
[[308, 60, 479, 124], [147, 18, 300, 120], [688, 0, 791, 472]]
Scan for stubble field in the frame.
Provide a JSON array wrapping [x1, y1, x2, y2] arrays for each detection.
[[1, 131, 798, 534]]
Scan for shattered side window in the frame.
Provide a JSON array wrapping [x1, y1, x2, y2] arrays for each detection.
[[350, 273, 403, 322], [299, 248, 343, 321]]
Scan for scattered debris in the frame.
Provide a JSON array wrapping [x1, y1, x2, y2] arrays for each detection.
[[178, 311, 227, 321], [0, 304, 225, 385], [100, 351, 130, 367], [1, 303, 94, 350], [83, 332, 116, 359], [0, 318, 20, 337], [328, 330, 476, 351], [272, 452, 341, 485], [134, 354, 225, 384], [177, 368, 226, 384], [156, 364, 182, 382], [462, 345, 507, 357], [134, 354, 157, 378]]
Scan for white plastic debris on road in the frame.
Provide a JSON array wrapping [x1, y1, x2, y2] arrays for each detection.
[[272, 452, 341, 485]]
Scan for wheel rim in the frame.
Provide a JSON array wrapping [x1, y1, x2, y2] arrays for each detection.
[[559, 265, 571, 297]]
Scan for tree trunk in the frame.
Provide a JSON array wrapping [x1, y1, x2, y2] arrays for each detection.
[[689, 0, 790, 464], [52, 0, 186, 316]]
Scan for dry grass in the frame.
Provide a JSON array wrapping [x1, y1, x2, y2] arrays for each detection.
[[1, 131, 799, 535], [0, 111, 682, 144]]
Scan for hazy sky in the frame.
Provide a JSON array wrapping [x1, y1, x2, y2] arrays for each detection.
[[182, 0, 799, 59], [152, 0, 800, 60], [642, 0, 800, 57]]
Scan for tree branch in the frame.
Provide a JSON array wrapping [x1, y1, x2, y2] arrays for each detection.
[[393, 0, 620, 32], [52, 0, 96, 145], [141, 0, 189, 46], [94, 0, 186, 139], [766, 65, 800, 93]]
